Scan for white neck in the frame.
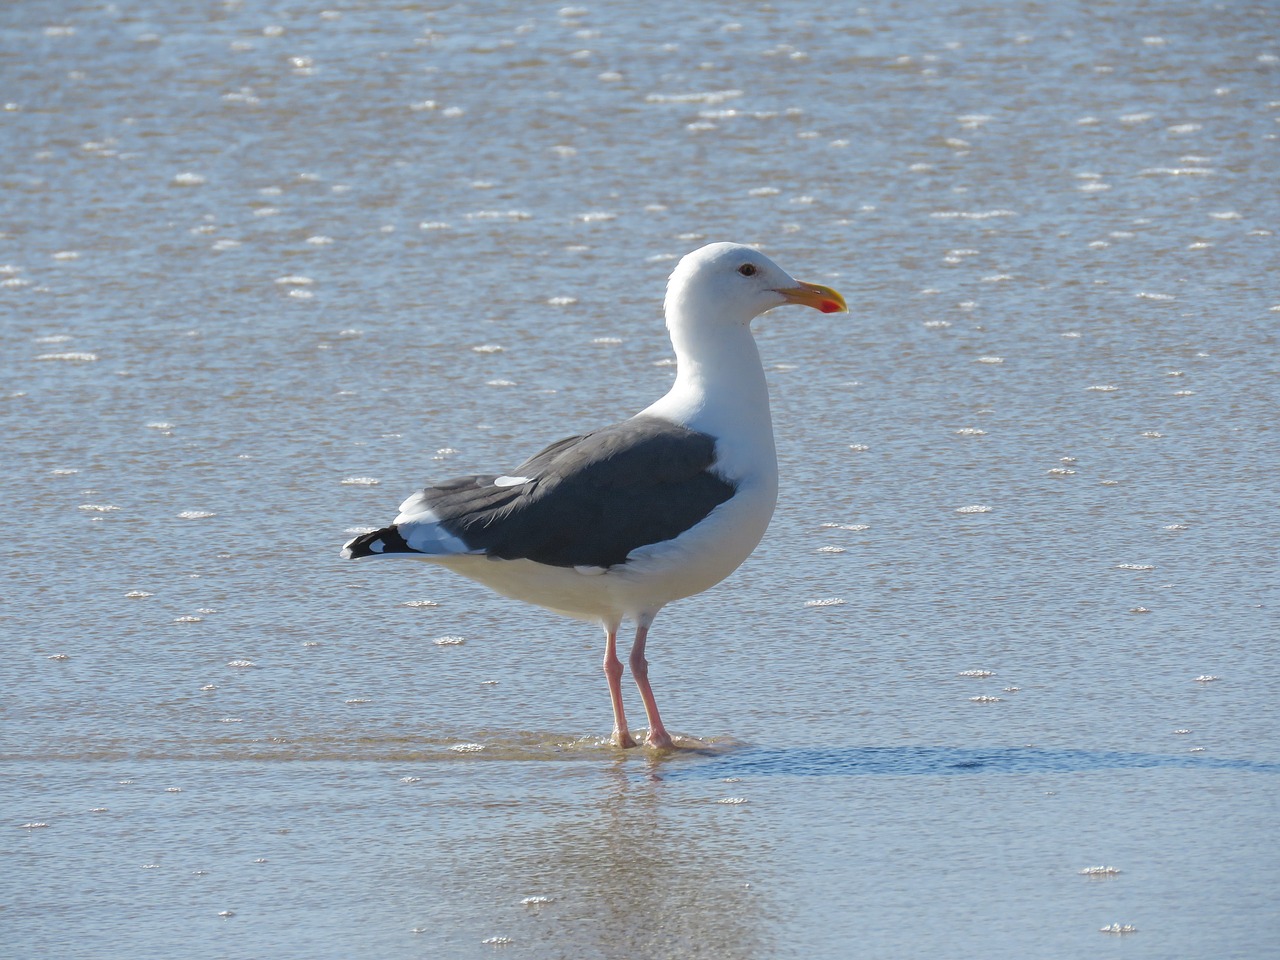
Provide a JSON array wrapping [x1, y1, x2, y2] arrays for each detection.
[[639, 300, 777, 486]]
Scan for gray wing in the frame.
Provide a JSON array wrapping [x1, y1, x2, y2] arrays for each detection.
[[407, 416, 736, 568]]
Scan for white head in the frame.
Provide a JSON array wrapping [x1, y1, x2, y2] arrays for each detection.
[[664, 242, 847, 332]]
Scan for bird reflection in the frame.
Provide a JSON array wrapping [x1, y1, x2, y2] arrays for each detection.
[[501, 755, 772, 958]]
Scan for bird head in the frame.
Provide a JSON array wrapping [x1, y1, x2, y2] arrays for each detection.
[[664, 242, 847, 330]]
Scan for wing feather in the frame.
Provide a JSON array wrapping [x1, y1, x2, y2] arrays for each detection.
[[405, 416, 735, 568]]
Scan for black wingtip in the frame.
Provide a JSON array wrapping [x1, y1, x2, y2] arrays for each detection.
[[341, 526, 414, 559]]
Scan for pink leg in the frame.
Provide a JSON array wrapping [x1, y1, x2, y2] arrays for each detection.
[[629, 618, 673, 748], [603, 623, 636, 748]]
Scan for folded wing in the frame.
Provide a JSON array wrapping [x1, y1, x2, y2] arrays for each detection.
[[347, 415, 736, 569]]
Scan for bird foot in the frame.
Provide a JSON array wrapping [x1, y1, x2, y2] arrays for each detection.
[[645, 729, 674, 750]]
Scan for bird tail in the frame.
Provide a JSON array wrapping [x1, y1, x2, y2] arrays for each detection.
[[340, 526, 418, 559]]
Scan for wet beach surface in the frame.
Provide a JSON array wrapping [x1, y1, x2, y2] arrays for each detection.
[[3, 1, 1278, 957]]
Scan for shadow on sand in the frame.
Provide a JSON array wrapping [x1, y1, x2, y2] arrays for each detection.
[[661, 743, 1280, 779]]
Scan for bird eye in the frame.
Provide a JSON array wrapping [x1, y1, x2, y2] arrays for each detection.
[[737, 263, 757, 277]]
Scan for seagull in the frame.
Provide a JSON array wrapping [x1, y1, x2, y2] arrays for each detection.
[[342, 242, 847, 748]]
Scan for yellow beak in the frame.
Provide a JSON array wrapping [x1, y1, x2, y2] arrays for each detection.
[[777, 280, 848, 314]]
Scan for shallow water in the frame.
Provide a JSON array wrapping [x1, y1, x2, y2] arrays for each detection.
[[3, 1, 1278, 957]]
